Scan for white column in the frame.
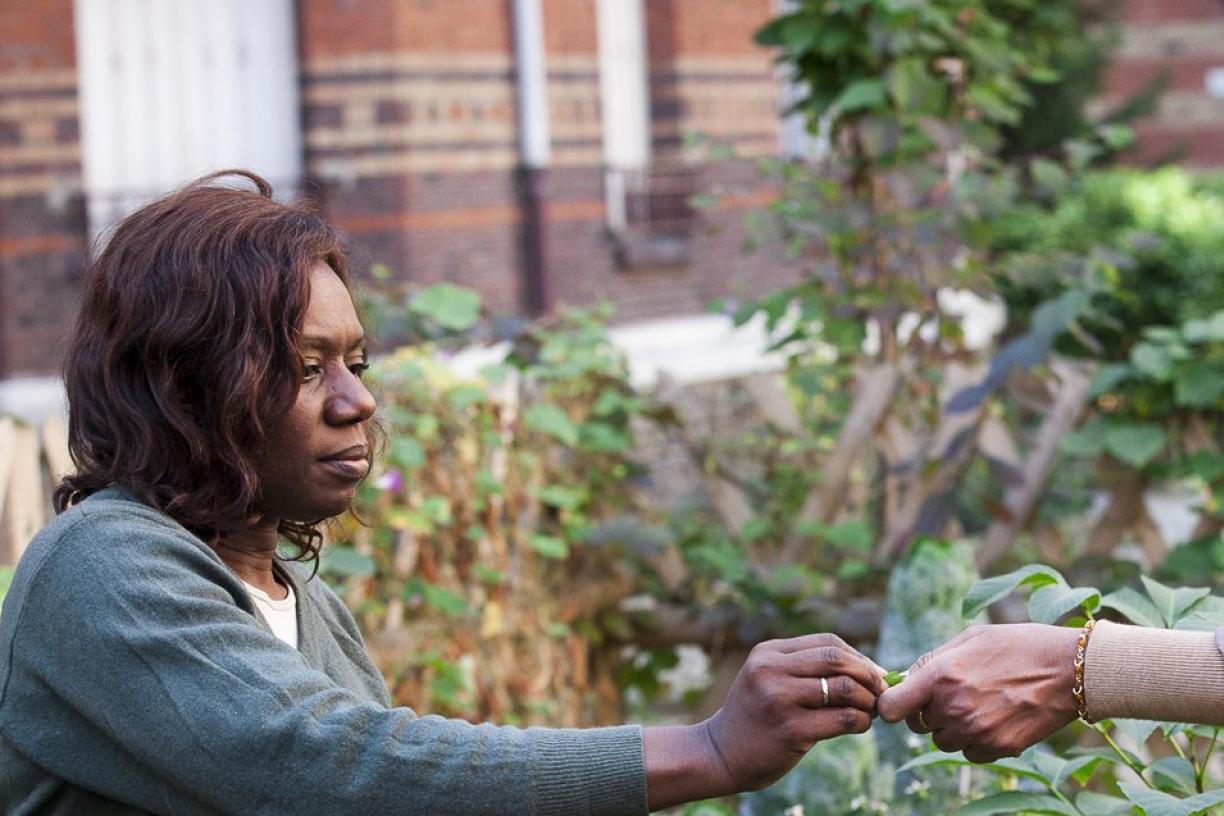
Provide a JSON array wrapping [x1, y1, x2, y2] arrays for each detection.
[[512, 0, 551, 168], [596, 0, 650, 170], [596, 0, 649, 231]]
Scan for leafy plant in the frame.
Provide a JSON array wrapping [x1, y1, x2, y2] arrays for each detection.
[[988, 170, 1224, 567], [323, 291, 665, 726], [902, 565, 1224, 815]]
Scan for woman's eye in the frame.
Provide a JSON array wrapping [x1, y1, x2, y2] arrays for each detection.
[[303, 364, 323, 382], [348, 362, 370, 378]]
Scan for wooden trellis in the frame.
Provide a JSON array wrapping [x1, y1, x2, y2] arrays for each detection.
[[0, 415, 70, 565]]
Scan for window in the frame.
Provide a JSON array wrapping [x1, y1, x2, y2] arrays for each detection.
[[73, 0, 303, 236]]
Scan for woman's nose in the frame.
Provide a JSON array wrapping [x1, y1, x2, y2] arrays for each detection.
[[325, 371, 376, 426]]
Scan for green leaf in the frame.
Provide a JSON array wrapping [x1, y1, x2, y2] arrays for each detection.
[[320, 545, 376, 578], [1183, 451, 1224, 483], [1104, 422, 1167, 468], [410, 283, 481, 331], [1118, 780, 1224, 816], [389, 437, 426, 470], [1141, 575, 1210, 627], [828, 78, 887, 117], [1174, 361, 1224, 407], [1031, 158, 1070, 195], [1101, 587, 1167, 629], [473, 564, 504, 585], [897, 751, 972, 774], [530, 534, 570, 559], [963, 565, 1065, 619], [1089, 364, 1132, 398], [1181, 789, 1224, 815], [1052, 755, 1101, 788], [1114, 718, 1161, 746], [578, 422, 631, 454], [1060, 420, 1108, 458], [1074, 791, 1134, 816], [1175, 596, 1224, 630], [537, 484, 585, 511], [421, 583, 469, 617], [523, 404, 579, 446], [446, 383, 488, 412], [1027, 585, 1100, 624], [1150, 756, 1198, 796], [953, 791, 1077, 816], [1131, 342, 1174, 381], [1182, 312, 1224, 343], [823, 519, 873, 552]]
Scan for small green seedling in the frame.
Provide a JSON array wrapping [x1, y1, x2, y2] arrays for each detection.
[[883, 670, 907, 687]]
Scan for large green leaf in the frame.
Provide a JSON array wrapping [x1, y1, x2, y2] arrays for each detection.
[[410, 283, 481, 331], [1119, 781, 1224, 816], [1174, 361, 1224, 407], [963, 565, 1064, 619], [1182, 312, 1224, 343], [1131, 342, 1175, 381], [1060, 420, 1108, 458], [1149, 756, 1198, 797], [1101, 587, 1166, 629], [1140, 575, 1210, 627], [1074, 791, 1134, 816], [1113, 718, 1161, 747], [1175, 596, 1224, 630], [523, 404, 579, 446], [529, 534, 570, 560], [1103, 423, 1167, 468], [421, 583, 469, 617], [828, 78, 887, 117], [954, 791, 1077, 816], [1028, 584, 1100, 625]]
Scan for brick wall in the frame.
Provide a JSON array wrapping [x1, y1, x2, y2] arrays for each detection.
[[2, 1, 1224, 378], [0, 0, 86, 378], [297, 0, 795, 335], [1104, 0, 1224, 166]]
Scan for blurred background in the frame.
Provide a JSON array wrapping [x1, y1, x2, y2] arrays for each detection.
[[4, 0, 1221, 405], [5, 1, 1224, 813]]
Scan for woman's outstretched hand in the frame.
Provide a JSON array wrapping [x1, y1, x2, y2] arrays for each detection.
[[876, 624, 1081, 763], [644, 633, 886, 810]]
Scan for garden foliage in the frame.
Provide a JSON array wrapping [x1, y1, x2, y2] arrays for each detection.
[[324, 287, 663, 726]]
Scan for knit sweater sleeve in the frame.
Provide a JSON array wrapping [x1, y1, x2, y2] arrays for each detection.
[[0, 508, 647, 816], [1083, 620, 1224, 725]]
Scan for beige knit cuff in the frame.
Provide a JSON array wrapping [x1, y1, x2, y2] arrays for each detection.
[[1084, 620, 1224, 726]]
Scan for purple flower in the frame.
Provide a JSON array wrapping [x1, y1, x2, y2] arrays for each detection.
[[376, 468, 405, 493]]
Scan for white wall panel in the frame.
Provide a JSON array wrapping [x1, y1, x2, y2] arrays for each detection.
[[74, 0, 302, 235]]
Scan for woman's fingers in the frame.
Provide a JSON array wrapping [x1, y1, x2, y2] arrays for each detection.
[[790, 674, 878, 712], [792, 707, 873, 743], [931, 727, 970, 754], [776, 643, 886, 693]]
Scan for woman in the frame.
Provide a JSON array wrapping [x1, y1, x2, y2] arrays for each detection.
[[878, 621, 1224, 763], [0, 171, 886, 815]]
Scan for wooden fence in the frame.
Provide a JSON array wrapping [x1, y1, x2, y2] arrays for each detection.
[[0, 416, 70, 566]]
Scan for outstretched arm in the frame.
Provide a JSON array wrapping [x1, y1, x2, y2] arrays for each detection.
[[645, 634, 887, 810], [877, 622, 1224, 764]]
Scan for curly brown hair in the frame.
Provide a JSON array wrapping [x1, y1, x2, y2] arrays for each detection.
[[55, 169, 368, 560]]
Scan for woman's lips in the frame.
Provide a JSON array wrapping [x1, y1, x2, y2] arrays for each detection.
[[320, 455, 369, 481]]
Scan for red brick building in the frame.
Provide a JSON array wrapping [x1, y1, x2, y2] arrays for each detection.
[[1, 0, 1223, 401]]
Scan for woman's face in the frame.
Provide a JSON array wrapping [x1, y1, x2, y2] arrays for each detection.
[[257, 262, 376, 522]]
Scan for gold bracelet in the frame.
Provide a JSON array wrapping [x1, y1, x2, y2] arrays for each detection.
[[1071, 619, 1096, 722]]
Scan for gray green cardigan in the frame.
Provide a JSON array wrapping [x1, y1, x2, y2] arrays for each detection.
[[0, 488, 647, 815]]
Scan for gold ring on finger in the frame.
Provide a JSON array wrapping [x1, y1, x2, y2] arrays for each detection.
[[820, 676, 830, 707], [918, 709, 930, 731]]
